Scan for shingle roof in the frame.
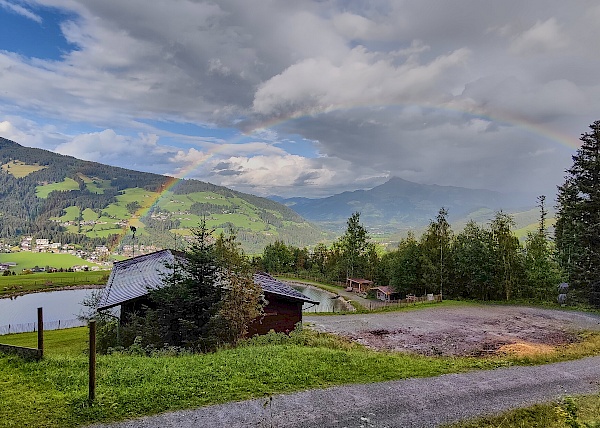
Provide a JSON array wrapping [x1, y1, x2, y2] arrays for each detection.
[[254, 272, 319, 304], [97, 250, 176, 310], [97, 251, 317, 310]]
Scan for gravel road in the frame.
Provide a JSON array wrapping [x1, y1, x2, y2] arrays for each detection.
[[87, 355, 600, 428]]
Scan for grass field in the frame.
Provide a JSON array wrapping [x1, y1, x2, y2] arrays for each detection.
[[1, 160, 47, 178], [1, 326, 600, 428], [0, 271, 108, 296], [0, 252, 101, 271], [36, 177, 80, 198]]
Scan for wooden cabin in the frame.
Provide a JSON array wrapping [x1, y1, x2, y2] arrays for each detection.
[[373, 286, 401, 302], [96, 250, 317, 335]]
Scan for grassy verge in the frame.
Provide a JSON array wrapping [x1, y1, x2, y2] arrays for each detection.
[[0, 271, 107, 297], [445, 393, 600, 427], [2, 327, 600, 428]]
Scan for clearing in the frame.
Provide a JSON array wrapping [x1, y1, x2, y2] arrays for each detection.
[[305, 304, 600, 357]]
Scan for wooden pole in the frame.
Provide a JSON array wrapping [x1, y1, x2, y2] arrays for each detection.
[[89, 320, 96, 402], [37, 307, 43, 358]]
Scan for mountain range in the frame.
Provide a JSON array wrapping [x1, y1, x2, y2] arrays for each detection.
[[0, 137, 541, 253], [272, 177, 532, 232]]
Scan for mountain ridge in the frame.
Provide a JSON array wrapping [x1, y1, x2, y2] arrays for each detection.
[[0, 137, 326, 253], [273, 176, 529, 231]]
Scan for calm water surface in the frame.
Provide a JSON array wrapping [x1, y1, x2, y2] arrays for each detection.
[[0, 284, 343, 327], [292, 284, 348, 312], [0, 288, 96, 325]]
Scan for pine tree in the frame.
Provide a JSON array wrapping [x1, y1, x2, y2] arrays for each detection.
[[150, 219, 223, 348], [556, 120, 600, 306], [339, 212, 370, 279]]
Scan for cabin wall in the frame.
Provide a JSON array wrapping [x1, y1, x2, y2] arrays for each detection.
[[247, 293, 303, 336]]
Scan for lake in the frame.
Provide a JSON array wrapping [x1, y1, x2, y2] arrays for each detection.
[[292, 284, 349, 313], [0, 288, 97, 334], [0, 283, 345, 334]]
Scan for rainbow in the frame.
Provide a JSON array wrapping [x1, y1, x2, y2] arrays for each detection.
[[113, 102, 582, 249]]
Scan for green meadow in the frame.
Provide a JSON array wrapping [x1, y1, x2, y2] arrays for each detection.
[[1, 326, 600, 428], [0, 252, 101, 271], [0, 271, 107, 296], [36, 177, 80, 198], [1, 160, 47, 178]]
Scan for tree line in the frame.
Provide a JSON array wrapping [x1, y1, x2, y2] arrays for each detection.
[[258, 120, 600, 307], [257, 208, 563, 302]]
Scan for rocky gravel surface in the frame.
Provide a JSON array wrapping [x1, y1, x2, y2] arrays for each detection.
[[305, 305, 600, 356]]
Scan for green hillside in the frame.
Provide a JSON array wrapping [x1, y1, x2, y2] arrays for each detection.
[[0, 137, 326, 253]]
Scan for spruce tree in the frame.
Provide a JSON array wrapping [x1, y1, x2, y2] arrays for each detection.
[[555, 120, 600, 306]]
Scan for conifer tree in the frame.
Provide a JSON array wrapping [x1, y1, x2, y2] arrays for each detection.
[[556, 120, 600, 306]]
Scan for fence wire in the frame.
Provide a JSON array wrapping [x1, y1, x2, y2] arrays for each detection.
[[0, 318, 86, 335]]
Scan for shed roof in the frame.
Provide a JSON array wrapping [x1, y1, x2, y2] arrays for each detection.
[[347, 278, 374, 284], [97, 250, 317, 310], [373, 286, 398, 295], [97, 249, 178, 310], [254, 272, 318, 304]]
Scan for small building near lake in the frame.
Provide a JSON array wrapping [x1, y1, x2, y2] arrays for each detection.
[[96, 250, 318, 335], [373, 286, 402, 302], [346, 277, 374, 293]]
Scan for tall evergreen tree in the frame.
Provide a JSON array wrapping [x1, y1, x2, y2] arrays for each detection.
[[420, 207, 453, 297], [339, 212, 371, 279], [150, 220, 223, 348], [555, 120, 600, 306], [490, 211, 524, 300]]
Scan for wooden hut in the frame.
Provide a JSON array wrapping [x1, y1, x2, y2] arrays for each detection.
[[346, 277, 374, 293], [96, 250, 317, 335], [373, 286, 401, 302]]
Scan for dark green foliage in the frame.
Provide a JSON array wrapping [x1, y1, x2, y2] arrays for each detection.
[[555, 120, 600, 306], [419, 208, 453, 296], [451, 221, 497, 300], [338, 212, 373, 279], [149, 221, 223, 350], [381, 232, 423, 295]]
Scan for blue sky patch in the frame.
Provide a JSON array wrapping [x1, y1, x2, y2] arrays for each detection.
[[0, 3, 77, 60]]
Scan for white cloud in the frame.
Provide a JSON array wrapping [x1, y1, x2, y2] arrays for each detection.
[[509, 18, 569, 55], [252, 46, 471, 117], [1, 0, 599, 199], [0, 0, 42, 23]]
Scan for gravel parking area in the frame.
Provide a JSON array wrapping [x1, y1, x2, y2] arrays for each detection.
[[305, 304, 600, 356]]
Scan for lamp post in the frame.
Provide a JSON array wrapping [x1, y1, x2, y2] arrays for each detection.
[[130, 226, 136, 258]]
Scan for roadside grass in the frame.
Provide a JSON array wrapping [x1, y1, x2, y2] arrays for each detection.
[[445, 393, 600, 427], [2, 327, 600, 428], [0, 271, 107, 297]]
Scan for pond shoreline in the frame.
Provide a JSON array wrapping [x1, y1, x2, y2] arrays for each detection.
[[0, 284, 104, 300], [285, 280, 355, 312]]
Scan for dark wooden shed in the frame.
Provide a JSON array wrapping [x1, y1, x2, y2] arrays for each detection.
[[96, 250, 317, 335]]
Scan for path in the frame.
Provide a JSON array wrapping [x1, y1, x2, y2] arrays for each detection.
[[87, 355, 600, 428]]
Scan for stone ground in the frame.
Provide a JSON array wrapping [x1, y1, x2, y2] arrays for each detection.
[[305, 304, 600, 356]]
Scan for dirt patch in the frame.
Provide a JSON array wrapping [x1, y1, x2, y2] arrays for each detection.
[[306, 305, 600, 357]]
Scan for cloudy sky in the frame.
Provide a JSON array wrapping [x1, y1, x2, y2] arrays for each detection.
[[1, 1, 599, 200]]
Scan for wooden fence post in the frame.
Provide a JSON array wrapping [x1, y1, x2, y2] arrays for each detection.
[[37, 307, 43, 358], [89, 320, 96, 402]]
